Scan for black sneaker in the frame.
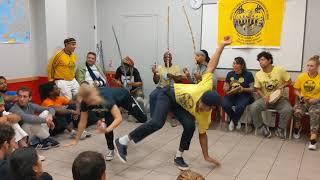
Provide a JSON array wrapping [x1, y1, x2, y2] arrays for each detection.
[[31, 142, 50, 150], [259, 125, 272, 138], [114, 138, 127, 163], [275, 128, 286, 140], [44, 137, 60, 148], [174, 156, 189, 170]]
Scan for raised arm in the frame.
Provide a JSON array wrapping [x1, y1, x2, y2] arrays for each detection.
[[206, 36, 232, 73]]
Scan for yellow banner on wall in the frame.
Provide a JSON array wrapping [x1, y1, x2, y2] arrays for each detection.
[[218, 0, 285, 48]]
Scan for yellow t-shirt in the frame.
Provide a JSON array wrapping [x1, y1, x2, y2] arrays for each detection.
[[254, 66, 291, 96], [174, 72, 213, 134], [48, 50, 77, 81], [156, 65, 181, 88], [294, 72, 320, 99]]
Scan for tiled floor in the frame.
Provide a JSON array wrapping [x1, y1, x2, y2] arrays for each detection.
[[39, 121, 320, 180]]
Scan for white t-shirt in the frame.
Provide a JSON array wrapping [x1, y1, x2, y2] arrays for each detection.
[[2, 111, 28, 142], [85, 65, 106, 86]]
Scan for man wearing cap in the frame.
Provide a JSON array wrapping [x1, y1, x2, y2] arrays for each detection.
[[114, 36, 232, 170], [48, 38, 80, 100], [115, 56, 143, 100], [114, 57, 145, 121], [76, 52, 107, 87]]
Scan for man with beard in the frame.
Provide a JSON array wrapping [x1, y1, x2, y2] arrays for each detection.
[[0, 76, 17, 111]]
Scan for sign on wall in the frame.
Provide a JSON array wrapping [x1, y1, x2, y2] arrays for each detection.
[[218, 0, 285, 48], [0, 0, 30, 44]]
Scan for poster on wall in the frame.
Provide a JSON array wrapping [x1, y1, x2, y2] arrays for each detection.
[[0, 0, 30, 44], [218, 0, 285, 48]]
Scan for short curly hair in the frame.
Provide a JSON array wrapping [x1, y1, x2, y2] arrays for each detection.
[[257, 51, 273, 64]]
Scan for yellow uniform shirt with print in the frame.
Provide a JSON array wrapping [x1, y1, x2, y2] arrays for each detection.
[[254, 66, 290, 96], [294, 72, 320, 100], [156, 65, 181, 88], [174, 72, 213, 134], [48, 50, 77, 81]]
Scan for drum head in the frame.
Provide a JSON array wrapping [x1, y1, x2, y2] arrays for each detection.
[[269, 89, 282, 104]]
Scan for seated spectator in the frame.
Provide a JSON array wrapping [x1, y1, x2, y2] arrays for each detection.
[[72, 151, 106, 180], [150, 51, 183, 126], [76, 51, 107, 87], [222, 57, 254, 131], [177, 170, 205, 180], [249, 51, 292, 139], [39, 82, 91, 139], [293, 55, 320, 150], [0, 123, 17, 180], [0, 95, 28, 147], [115, 56, 145, 120], [9, 147, 52, 180], [9, 87, 59, 150], [0, 76, 18, 111], [183, 49, 218, 88]]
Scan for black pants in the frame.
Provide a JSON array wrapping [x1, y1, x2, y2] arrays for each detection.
[[105, 93, 147, 150], [129, 88, 196, 151]]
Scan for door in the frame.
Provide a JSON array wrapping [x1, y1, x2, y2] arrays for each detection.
[[120, 15, 158, 99]]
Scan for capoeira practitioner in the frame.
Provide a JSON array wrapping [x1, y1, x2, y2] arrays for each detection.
[[114, 36, 232, 170], [66, 86, 147, 161]]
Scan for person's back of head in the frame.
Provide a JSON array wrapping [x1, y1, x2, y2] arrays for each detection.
[[0, 123, 15, 158], [72, 151, 106, 180], [9, 147, 41, 180], [177, 170, 205, 180]]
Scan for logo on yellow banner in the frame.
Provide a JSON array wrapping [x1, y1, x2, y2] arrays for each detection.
[[218, 0, 284, 48]]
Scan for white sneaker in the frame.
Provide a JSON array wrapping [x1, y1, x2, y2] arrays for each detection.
[[69, 130, 77, 139], [236, 122, 241, 130], [308, 142, 317, 150], [105, 150, 114, 161], [293, 128, 301, 139], [80, 130, 92, 140], [228, 121, 234, 131]]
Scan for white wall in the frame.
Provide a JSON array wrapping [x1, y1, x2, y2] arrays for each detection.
[[0, 0, 95, 79], [96, 0, 320, 83]]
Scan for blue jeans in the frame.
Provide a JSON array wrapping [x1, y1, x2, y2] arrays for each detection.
[[130, 88, 195, 151], [222, 93, 253, 125], [149, 87, 162, 117]]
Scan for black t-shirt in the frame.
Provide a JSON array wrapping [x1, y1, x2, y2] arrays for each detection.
[[225, 70, 254, 96], [115, 66, 142, 91], [80, 87, 129, 118], [226, 71, 254, 89], [0, 159, 10, 180]]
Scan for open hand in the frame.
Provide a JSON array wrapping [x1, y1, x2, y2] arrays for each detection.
[[183, 68, 190, 76], [205, 156, 221, 167]]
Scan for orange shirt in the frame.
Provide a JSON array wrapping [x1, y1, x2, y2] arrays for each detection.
[[42, 96, 70, 107]]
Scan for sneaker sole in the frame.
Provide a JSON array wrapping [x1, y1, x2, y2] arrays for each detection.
[[105, 157, 114, 161], [114, 139, 127, 164], [174, 162, 190, 171]]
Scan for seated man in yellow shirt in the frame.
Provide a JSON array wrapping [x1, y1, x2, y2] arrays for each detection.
[[47, 38, 80, 100], [114, 36, 232, 170], [249, 51, 293, 139], [292, 55, 320, 150]]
